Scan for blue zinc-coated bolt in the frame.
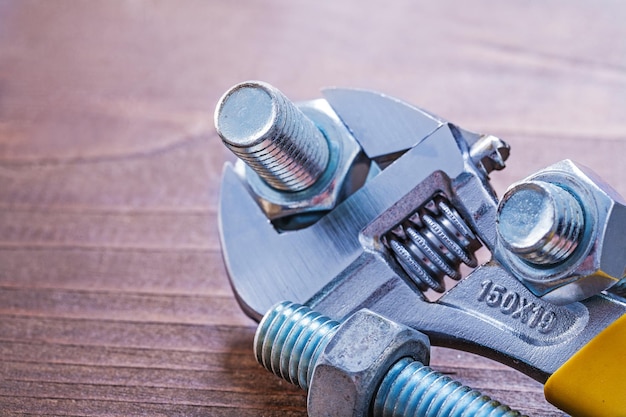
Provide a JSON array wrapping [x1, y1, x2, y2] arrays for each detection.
[[254, 301, 527, 417]]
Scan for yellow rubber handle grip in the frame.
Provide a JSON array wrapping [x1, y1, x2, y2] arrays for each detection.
[[544, 314, 626, 417]]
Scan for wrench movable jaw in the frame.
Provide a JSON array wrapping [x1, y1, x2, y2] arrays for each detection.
[[322, 88, 445, 165]]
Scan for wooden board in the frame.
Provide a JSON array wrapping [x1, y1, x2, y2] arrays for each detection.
[[2, 1, 625, 415]]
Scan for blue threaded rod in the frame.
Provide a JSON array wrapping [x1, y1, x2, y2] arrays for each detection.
[[254, 301, 527, 417], [374, 358, 525, 417], [253, 301, 339, 390]]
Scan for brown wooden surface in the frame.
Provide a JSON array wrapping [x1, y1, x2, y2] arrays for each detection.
[[1, 1, 625, 416]]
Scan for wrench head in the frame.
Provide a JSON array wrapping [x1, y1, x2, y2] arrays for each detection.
[[218, 88, 501, 319]]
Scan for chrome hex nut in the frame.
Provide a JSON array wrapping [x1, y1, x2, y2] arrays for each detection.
[[497, 159, 626, 304], [240, 98, 367, 223], [307, 309, 430, 417]]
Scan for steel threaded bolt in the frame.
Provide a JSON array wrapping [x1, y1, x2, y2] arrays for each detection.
[[374, 358, 525, 417], [253, 301, 339, 390], [497, 180, 584, 266], [215, 81, 330, 192], [254, 301, 526, 417]]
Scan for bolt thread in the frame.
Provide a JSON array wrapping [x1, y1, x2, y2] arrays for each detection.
[[253, 301, 339, 390], [216, 81, 330, 192], [374, 358, 527, 417], [525, 184, 583, 265], [385, 196, 481, 293], [498, 181, 583, 266], [255, 303, 525, 416]]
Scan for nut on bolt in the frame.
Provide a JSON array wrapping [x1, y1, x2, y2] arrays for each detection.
[[255, 302, 526, 417], [308, 309, 430, 417], [215, 81, 366, 227], [496, 159, 626, 304]]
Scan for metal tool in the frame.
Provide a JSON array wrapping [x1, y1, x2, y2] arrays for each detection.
[[215, 81, 626, 417], [255, 300, 526, 417]]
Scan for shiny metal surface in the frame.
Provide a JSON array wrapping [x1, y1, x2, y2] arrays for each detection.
[[609, 278, 626, 298], [217, 86, 626, 387], [375, 358, 525, 417], [497, 180, 584, 265], [240, 98, 368, 226], [215, 81, 330, 192], [469, 134, 511, 177], [255, 302, 524, 417], [321, 88, 444, 165], [219, 115, 479, 320], [495, 160, 626, 305], [253, 301, 339, 390], [311, 257, 626, 382], [384, 195, 481, 293], [309, 308, 431, 417]]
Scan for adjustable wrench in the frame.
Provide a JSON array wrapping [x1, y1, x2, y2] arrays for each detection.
[[216, 83, 626, 416]]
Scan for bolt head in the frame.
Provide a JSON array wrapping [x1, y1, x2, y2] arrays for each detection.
[[497, 160, 626, 304], [307, 309, 430, 417]]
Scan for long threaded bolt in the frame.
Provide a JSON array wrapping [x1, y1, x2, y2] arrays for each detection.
[[374, 359, 525, 417], [497, 180, 584, 265], [254, 301, 526, 417], [215, 81, 330, 192]]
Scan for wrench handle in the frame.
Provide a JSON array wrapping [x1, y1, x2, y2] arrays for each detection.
[[544, 313, 626, 417]]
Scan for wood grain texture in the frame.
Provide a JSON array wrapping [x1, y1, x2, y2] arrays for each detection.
[[1, 1, 625, 415]]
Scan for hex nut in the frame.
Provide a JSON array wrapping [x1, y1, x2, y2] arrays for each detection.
[[307, 309, 430, 417], [497, 159, 626, 304], [241, 98, 367, 223]]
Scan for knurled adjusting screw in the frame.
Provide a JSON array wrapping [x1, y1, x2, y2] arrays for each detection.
[[215, 80, 330, 192], [255, 301, 527, 417]]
